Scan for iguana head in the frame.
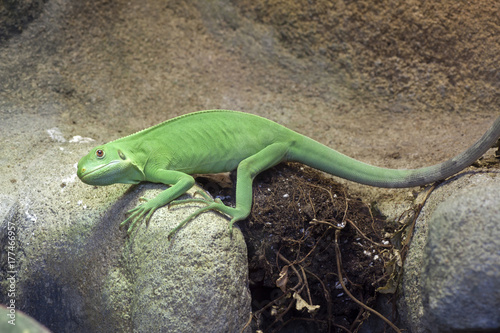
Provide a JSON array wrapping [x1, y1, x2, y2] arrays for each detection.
[[77, 143, 144, 185]]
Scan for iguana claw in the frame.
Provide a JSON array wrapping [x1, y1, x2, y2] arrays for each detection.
[[120, 197, 158, 235]]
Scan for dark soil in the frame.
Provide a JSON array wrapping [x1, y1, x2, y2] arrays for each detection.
[[199, 163, 397, 333]]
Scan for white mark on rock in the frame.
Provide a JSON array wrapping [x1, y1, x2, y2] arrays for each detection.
[[47, 128, 66, 142]]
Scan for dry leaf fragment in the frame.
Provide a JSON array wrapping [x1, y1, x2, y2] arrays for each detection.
[[293, 292, 320, 313], [276, 265, 289, 293]]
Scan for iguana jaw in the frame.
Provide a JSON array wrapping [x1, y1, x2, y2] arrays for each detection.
[[78, 160, 121, 185]]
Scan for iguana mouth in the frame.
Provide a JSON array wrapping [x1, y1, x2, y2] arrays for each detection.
[[78, 160, 120, 183]]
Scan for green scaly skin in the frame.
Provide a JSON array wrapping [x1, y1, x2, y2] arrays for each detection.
[[77, 110, 500, 238]]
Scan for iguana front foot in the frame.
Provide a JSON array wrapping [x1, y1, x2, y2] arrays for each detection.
[[120, 197, 158, 235]]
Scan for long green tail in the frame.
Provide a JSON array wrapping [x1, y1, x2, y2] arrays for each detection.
[[289, 116, 500, 188]]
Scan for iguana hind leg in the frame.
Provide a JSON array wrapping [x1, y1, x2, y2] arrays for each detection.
[[167, 143, 290, 239]]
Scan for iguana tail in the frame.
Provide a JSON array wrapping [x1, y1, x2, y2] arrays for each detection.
[[288, 116, 500, 188]]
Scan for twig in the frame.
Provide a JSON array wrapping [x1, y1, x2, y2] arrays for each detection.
[[345, 218, 392, 248], [334, 229, 401, 333]]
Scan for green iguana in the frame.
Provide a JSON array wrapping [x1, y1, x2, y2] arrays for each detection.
[[77, 110, 500, 237]]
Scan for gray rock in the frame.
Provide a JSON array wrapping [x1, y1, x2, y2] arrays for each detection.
[[422, 182, 500, 331], [399, 173, 500, 333], [0, 0, 46, 41], [0, 305, 51, 333], [117, 186, 251, 333], [0, 194, 17, 225], [0, 139, 251, 332]]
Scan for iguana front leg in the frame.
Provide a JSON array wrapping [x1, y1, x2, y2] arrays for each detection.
[[121, 170, 195, 234], [167, 143, 290, 239]]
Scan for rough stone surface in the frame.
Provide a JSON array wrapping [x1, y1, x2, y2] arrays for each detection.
[[422, 182, 500, 331], [399, 173, 500, 333], [0, 195, 16, 225], [0, 134, 250, 332], [0, 0, 47, 41], [0, 305, 51, 333], [118, 186, 251, 333]]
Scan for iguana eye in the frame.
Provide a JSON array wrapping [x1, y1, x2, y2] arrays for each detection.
[[96, 149, 105, 158]]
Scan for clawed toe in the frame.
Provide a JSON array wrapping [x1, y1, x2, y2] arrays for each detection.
[[121, 204, 156, 235], [169, 190, 216, 207]]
